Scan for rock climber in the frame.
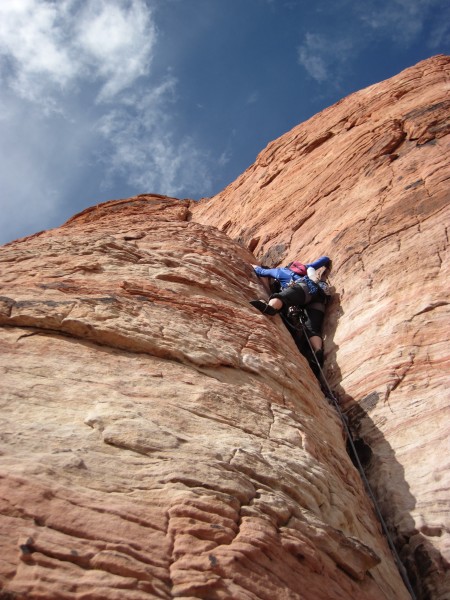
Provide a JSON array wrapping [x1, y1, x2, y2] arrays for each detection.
[[288, 274, 331, 375], [249, 256, 331, 316], [250, 256, 331, 376]]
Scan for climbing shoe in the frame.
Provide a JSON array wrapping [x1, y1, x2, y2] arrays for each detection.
[[249, 299, 279, 316]]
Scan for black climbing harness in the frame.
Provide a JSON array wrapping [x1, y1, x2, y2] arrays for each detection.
[[293, 311, 417, 600]]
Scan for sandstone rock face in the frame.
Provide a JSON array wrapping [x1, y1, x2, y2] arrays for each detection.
[[192, 55, 450, 599], [0, 196, 409, 598]]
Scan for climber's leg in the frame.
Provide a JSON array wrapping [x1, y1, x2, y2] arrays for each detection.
[[249, 298, 282, 315], [272, 286, 307, 308]]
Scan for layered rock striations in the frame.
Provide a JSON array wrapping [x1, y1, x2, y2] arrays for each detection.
[[1, 55, 448, 599], [0, 197, 409, 598], [192, 55, 450, 598]]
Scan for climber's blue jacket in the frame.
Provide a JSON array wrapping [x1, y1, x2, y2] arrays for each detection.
[[254, 256, 330, 292]]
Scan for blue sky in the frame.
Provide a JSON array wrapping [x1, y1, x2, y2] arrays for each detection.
[[0, 0, 449, 245]]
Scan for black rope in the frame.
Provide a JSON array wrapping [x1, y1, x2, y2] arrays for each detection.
[[295, 313, 417, 600]]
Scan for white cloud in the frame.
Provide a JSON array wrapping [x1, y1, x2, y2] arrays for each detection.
[[297, 35, 328, 83], [218, 150, 232, 167], [74, 0, 156, 100], [297, 33, 353, 84], [0, 0, 156, 104], [96, 77, 214, 197], [0, 0, 217, 244], [0, 89, 94, 244], [0, 0, 75, 104]]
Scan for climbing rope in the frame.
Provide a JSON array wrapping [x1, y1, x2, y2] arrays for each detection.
[[296, 313, 417, 600]]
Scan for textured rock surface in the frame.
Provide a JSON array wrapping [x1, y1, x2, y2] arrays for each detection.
[[192, 55, 450, 598], [1, 54, 449, 600], [0, 196, 408, 599]]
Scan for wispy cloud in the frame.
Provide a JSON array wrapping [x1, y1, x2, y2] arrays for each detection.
[[95, 77, 213, 197], [356, 0, 446, 46], [0, 89, 93, 242], [0, 0, 156, 105], [246, 91, 259, 104], [297, 33, 353, 85], [297, 0, 449, 84], [428, 7, 450, 48], [0, 0, 215, 243], [74, 0, 156, 101]]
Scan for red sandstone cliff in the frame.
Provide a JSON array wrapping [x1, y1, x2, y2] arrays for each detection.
[[192, 54, 450, 599], [0, 55, 448, 599]]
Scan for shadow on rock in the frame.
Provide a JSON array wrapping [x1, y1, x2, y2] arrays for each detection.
[[321, 291, 445, 600]]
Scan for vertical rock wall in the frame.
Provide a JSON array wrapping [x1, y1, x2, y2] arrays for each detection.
[[0, 197, 409, 598], [192, 55, 450, 599]]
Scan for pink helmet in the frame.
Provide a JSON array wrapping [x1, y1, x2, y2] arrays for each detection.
[[289, 261, 307, 276]]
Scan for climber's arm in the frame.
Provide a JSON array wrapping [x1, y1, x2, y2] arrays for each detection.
[[253, 266, 282, 279], [306, 256, 331, 270]]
